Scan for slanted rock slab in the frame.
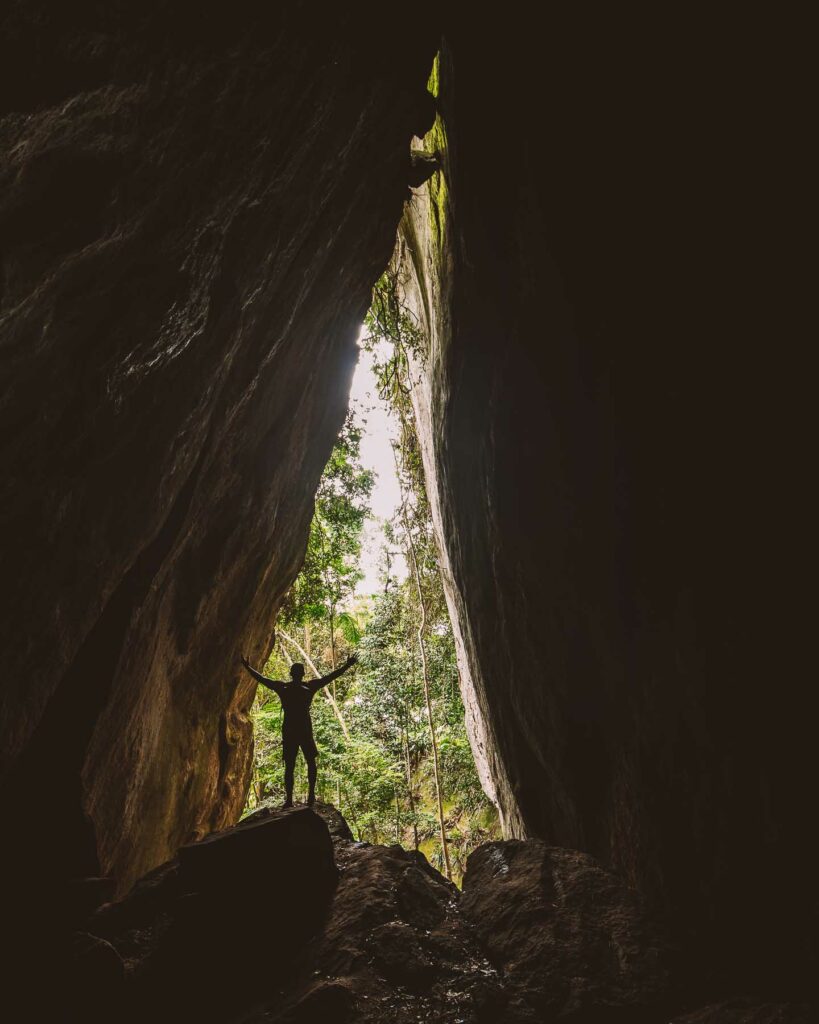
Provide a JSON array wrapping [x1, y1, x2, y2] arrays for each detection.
[[89, 806, 339, 1022], [178, 805, 336, 898]]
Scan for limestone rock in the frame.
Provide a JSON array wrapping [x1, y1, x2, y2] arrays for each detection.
[[255, 804, 504, 1024], [395, 20, 816, 988], [460, 839, 670, 1021], [1, 5, 814, 1010], [91, 806, 339, 1021], [18, 803, 815, 1022], [73, 804, 502, 1022], [0, 2, 436, 894], [178, 805, 336, 898]]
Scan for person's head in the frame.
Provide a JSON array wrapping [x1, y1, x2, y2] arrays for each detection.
[[289, 662, 305, 682]]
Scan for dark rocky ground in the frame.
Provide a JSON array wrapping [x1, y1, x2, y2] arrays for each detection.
[[32, 804, 811, 1023]]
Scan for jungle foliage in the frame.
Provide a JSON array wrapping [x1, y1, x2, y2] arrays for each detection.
[[246, 272, 498, 883]]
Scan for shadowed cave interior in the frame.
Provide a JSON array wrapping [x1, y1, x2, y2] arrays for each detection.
[[0, 4, 814, 1022]]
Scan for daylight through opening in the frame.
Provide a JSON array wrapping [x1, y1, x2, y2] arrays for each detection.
[[243, 284, 499, 885]]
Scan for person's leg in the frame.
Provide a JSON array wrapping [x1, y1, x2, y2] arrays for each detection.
[[303, 736, 318, 806], [305, 754, 317, 806], [282, 735, 297, 807]]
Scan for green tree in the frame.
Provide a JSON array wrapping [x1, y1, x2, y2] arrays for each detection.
[[246, 277, 500, 884], [282, 409, 374, 658]]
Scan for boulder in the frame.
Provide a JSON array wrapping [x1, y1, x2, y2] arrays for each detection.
[[68, 931, 126, 1018], [254, 803, 505, 1024], [178, 805, 336, 899], [90, 807, 338, 1022], [18, 803, 813, 1023], [460, 839, 670, 1021]]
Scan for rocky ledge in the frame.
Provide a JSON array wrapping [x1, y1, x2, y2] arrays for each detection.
[[44, 806, 813, 1023]]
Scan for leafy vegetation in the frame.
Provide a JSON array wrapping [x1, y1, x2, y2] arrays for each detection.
[[245, 271, 499, 884]]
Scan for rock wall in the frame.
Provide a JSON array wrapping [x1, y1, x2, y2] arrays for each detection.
[[396, 73, 507, 823], [1, 2, 812, 992], [0, 1, 435, 891], [398, 20, 813, 984]]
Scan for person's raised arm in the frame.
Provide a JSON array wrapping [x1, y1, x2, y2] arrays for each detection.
[[239, 655, 284, 696], [309, 654, 357, 692]]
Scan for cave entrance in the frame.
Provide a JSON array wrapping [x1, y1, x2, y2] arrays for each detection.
[[243, 287, 499, 885]]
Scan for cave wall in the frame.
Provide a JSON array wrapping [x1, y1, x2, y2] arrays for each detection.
[[0, 1, 435, 891], [399, 21, 813, 982], [1, 0, 811, 988]]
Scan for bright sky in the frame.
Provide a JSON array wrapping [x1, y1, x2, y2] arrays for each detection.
[[347, 332, 407, 597]]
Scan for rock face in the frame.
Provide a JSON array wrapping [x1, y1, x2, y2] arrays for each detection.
[[255, 805, 504, 1024], [60, 805, 502, 1023], [0, 2, 435, 890], [396, 18, 815, 987], [0, 2, 813, 1005], [460, 840, 670, 1022], [43, 804, 807, 1023], [73, 807, 337, 1022], [39, 805, 682, 1023]]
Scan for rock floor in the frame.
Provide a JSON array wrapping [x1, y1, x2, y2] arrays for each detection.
[[65, 804, 813, 1024]]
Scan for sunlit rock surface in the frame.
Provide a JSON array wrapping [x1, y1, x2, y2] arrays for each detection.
[[0, 2, 435, 890]]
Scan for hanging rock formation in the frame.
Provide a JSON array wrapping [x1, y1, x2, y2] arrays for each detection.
[[0, 1, 435, 891]]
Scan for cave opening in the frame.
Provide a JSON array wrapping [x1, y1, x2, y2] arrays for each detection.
[[2, 5, 813, 1019], [238, 50, 496, 886], [243, 292, 499, 885]]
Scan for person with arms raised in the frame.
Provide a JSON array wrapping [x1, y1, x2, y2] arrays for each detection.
[[240, 652, 357, 808]]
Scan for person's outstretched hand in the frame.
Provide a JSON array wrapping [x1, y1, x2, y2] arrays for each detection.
[[345, 653, 358, 669]]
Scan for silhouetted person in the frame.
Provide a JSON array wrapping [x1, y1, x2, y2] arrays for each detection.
[[240, 653, 357, 807]]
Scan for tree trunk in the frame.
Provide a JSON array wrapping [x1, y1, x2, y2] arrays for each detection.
[[403, 726, 419, 850], [329, 601, 339, 732], [395, 447, 452, 880], [329, 601, 337, 670]]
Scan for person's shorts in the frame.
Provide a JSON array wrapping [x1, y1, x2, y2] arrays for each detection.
[[282, 731, 317, 761]]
